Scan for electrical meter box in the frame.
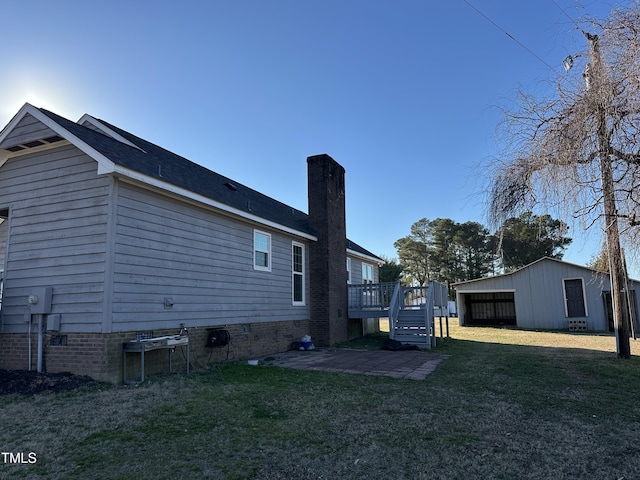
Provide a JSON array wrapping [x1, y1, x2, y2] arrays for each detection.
[[28, 287, 53, 314], [47, 314, 61, 332]]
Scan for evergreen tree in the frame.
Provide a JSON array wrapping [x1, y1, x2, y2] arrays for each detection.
[[495, 212, 572, 271], [378, 255, 403, 283], [394, 218, 494, 286]]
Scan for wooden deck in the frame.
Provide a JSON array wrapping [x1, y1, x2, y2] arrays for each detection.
[[347, 282, 396, 318], [348, 281, 450, 348]]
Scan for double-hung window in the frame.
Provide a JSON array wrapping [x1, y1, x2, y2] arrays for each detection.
[[292, 242, 305, 305], [362, 262, 373, 284], [254, 230, 271, 271]]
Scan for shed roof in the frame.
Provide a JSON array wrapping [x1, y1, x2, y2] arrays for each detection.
[[453, 256, 639, 287]]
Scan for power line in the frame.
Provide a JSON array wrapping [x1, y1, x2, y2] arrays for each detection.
[[463, 0, 559, 73], [550, 0, 580, 28]]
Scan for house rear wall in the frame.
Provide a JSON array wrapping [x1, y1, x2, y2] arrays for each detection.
[[0, 145, 110, 333], [110, 183, 311, 333], [0, 319, 310, 383], [0, 147, 313, 380]]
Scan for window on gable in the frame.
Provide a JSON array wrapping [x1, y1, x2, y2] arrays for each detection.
[[292, 242, 305, 305], [254, 230, 271, 271]]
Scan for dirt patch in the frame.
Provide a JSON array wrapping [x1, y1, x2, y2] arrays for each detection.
[[0, 369, 102, 396]]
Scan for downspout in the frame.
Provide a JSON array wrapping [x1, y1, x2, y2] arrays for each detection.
[[24, 308, 33, 371], [37, 314, 44, 373], [27, 313, 32, 371]]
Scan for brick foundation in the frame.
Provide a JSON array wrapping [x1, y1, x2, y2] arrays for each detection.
[[0, 320, 309, 383]]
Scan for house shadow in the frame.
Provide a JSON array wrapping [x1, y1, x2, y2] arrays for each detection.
[[434, 324, 640, 360]]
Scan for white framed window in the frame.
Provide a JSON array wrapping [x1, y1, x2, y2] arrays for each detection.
[[362, 262, 373, 284], [346, 257, 352, 284], [292, 241, 305, 305], [254, 230, 271, 271]]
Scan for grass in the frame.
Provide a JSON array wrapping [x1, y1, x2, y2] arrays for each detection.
[[2, 323, 640, 479]]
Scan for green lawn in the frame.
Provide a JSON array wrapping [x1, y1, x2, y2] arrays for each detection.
[[2, 326, 640, 479]]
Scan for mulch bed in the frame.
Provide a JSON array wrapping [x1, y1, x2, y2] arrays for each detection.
[[0, 369, 102, 396]]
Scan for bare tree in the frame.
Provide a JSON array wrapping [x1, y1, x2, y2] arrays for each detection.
[[486, 5, 640, 358]]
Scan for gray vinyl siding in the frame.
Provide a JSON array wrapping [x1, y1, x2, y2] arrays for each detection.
[[349, 257, 361, 284], [348, 256, 379, 285], [110, 184, 310, 331], [0, 113, 57, 149], [0, 145, 110, 333], [0, 220, 7, 271]]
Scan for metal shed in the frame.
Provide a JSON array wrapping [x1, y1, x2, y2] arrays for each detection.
[[453, 257, 639, 332]]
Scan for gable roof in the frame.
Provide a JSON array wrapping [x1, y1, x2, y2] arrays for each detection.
[[347, 239, 383, 265], [39, 107, 316, 238], [0, 103, 380, 259]]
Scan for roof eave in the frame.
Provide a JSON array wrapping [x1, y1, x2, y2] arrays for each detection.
[[347, 248, 383, 266]]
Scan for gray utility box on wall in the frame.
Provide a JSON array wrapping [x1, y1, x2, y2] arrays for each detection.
[[28, 287, 53, 314], [47, 314, 61, 332]]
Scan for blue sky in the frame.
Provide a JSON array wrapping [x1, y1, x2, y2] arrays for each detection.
[[1, 0, 632, 274]]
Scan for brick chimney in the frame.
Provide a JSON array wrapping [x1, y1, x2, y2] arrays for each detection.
[[307, 154, 348, 346]]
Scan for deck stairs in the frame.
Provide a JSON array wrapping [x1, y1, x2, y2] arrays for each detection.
[[392, 308, 432, 347], [347, 280, 449, 349], [389, 281, 449, 349]]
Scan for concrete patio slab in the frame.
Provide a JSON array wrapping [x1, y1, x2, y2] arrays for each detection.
[[259, 348, 448, 380]]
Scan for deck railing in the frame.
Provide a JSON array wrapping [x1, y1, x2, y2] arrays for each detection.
[[347, 283, 443, 311], [348, 281, 447, 319], [401, 286, 429, 309], [347, 282, 398, 311]]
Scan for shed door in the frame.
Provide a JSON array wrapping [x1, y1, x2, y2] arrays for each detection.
[[564, 279, 586, 317]]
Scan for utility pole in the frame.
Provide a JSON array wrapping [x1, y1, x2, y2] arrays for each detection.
[[584, 31, 631, 358]]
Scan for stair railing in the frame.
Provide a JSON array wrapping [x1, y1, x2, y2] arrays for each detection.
[[424, 281, 435, 348], [427, 281, 450, 347], [387, 282, 402, 340], [387, 280, 449, 348]]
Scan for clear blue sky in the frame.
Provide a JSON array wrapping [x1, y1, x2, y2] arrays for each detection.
[[1, 0, 633, 274]]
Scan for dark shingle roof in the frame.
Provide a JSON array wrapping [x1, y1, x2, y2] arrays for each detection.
[[38, 107, 380, 260], [347, 239, 381, 261], [39, 108, 313, 235]]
